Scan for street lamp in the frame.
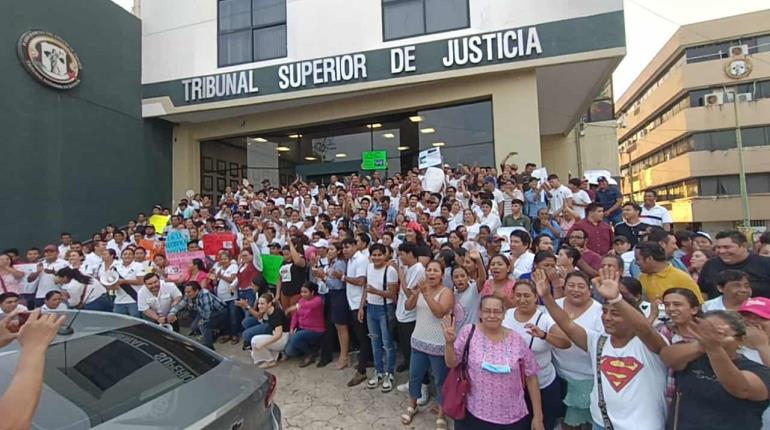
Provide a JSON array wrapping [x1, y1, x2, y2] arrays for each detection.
[[728, 91, 751, 229]]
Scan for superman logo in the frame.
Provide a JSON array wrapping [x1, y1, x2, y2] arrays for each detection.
[[600, 356, 644, 392]]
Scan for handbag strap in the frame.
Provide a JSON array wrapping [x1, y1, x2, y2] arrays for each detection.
[[596, 335, 615, 430], [528, 311, 544, 349], [459, 324, 476, 369], [0, 274, 7, 294]]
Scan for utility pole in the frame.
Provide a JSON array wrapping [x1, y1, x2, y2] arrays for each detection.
[[730, 92, 751, 229]]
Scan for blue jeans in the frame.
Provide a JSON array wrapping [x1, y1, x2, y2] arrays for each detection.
[[200, 309, 228, 349], [366, 303, 396, 374], [224, 300, 240, 337], [85, 294, 113, 312], [238, 288, 256, 305], [285, 329, 323, 357], [242, 317, 273, 346], [113, 302, 140, 318], [409, 349, 448, 406]]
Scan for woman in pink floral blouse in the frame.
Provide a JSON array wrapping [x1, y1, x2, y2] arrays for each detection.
[[443, 295, 544, 430]]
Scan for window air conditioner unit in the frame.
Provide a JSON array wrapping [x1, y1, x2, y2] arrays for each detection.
[[704, 92, 724, 106], [736, 92, 753, 102], [730, 44, 749, 57]]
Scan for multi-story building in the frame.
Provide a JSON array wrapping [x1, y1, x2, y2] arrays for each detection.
[[139, 0, 626, 199], [616, 10, 770, 234]]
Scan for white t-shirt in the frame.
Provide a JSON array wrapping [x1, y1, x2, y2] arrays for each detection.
[[510, 251, 535, 279], [492, 188, 505, 204], [213, 261, 239, 302], [0, 304, 28, 319], [106, 240, 129, 257], [551, 297, 604, 380], [478, 212, 501, 233], [503, 309, 558, 388], [640, 204, 672, 227], [137, 282, 183, 316], [587, 330, 668, 430], [366, 264, 398, 306], [571, 190, 592, 220], [113, 261, 144, 304], [35, 259, 68, 299], [464, 223, 481, 240], [701, 296, 727, 312], [396, 263, 425, 323], [346, 251, 369, 310], [62, 279, 107, 307], [549, 185, 572, 215], [41, 302, 68, 311], [84, 253, 103, 277]]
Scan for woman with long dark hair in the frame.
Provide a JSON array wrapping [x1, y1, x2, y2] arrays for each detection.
[[55, 267, 112, 311]]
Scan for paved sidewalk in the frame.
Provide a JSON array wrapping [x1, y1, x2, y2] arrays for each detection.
[[217, 343, 444, 430]]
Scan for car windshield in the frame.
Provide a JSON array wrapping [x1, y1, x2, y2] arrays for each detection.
[[9, 323, 221, 427]]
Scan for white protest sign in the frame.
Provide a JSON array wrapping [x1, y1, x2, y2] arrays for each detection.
[[583, 170, 618, 185], [418, 148, 442, 169], [422, 167, 445, 193]]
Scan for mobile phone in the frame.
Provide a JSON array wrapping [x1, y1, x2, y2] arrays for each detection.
[[9, 312, 31, 333]]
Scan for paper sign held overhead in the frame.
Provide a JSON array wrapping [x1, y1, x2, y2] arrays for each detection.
[[418, 148, 442, 169]]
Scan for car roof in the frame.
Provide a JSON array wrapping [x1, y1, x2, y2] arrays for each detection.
[[0, 310, 150, 354]]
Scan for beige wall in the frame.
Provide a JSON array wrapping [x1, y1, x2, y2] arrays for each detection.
[[671, 195, 770, 224], [172, 70, 542, 199], [542, 120, 619, 179]]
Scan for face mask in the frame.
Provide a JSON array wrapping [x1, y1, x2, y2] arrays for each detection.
[[481, 361, 511, 374]]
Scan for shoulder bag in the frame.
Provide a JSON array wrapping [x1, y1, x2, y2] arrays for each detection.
[[442, 324, 476, 420], [596, 335, 615, 430]]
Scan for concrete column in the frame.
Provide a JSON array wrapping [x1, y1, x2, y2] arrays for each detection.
[[492, 70, 541, 167], [172, 124, 200, 201]]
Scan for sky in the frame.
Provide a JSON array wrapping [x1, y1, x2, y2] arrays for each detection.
[[112, 0, 768, 100]]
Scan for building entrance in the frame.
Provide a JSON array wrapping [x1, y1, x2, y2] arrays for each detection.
[[199, 100, 494, 198]]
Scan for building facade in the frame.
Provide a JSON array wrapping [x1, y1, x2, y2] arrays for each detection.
[[0, 0, 172, 249], [140, 0, 625, 201], [616, 10, 770, 234]]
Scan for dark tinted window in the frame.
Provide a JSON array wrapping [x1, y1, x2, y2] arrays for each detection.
[[40, 324, 220, 426], [383, 0, 469, 40], [218, 0, 287, 66]]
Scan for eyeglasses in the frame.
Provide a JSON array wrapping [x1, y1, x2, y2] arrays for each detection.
[[569, 235, 585, 240], [480, 309, 504, 316]]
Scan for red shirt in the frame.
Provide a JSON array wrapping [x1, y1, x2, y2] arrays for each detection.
[[570, 219, 614, 256], [236, 262, 260, 290]]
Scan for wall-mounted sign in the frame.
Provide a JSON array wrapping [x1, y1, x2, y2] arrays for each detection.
[[17, 30, 82, 90], [361, 151, 388, 170], [143, 11, 625, 108]]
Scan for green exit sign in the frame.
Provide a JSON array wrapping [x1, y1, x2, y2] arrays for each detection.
[[361, 150, 388, 171]]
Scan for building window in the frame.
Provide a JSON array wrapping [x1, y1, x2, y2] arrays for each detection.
[[382, 0, 469, 41], [218, 0, 287, 67]]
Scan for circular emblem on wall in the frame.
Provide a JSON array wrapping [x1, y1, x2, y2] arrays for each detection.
[[724, 57, 752, 80], [17, 30, 82, 90]]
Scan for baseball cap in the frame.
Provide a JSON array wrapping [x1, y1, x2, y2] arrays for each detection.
[[268, 242, 282, 249], [483, 176, 496, 185], [312, 239, 329, 248], [406, 221, 425, 235], [597, 176, 608, 182], [491, 235, 505, 242], [738, 297, 770, 320], [692, 231, 712, 243], [614, 236, 630, 244], [44, 244, 58, 252]]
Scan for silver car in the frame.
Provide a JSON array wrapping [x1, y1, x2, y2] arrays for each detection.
[[0, 311, 281, 429]]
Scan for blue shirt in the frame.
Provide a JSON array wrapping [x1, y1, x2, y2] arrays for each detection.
[[326, 259, 347, 291], [595, 186, 622, 212], [169, 289, 225, 322], [525, 189, 547, 218]]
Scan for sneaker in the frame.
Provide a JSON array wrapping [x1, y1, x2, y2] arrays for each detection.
[[381, 373, 394, 393], [396, 382, 409, 393], [367, 372, 384, 389], [347, 372, 368, 387], [417, 384, 430, 406]]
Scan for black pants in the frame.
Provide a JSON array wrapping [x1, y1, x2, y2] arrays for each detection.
[[455, 411, 528, 430], [318, 294, 337, 361], [350, 309, 371, 374], [397, 320, 416, 366]]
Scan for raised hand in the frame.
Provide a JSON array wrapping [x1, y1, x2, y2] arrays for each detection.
[[442, 314, 456, 344], [17, 310, 65, 352], [691, 317, 731, 351], [744, 324, 770, 349], [532, 269, 550, 298], [596, 266, 621, 301]]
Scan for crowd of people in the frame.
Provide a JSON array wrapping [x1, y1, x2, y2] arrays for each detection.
[[3, 161, 770, 430]]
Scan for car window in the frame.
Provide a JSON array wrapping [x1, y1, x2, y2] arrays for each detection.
[[39, 324, 221, 426]]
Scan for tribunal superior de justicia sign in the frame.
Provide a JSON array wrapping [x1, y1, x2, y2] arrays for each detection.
[[142, 11, 624, 107]]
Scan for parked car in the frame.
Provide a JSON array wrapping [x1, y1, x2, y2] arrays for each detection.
[[0, 310, 281, 429]]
